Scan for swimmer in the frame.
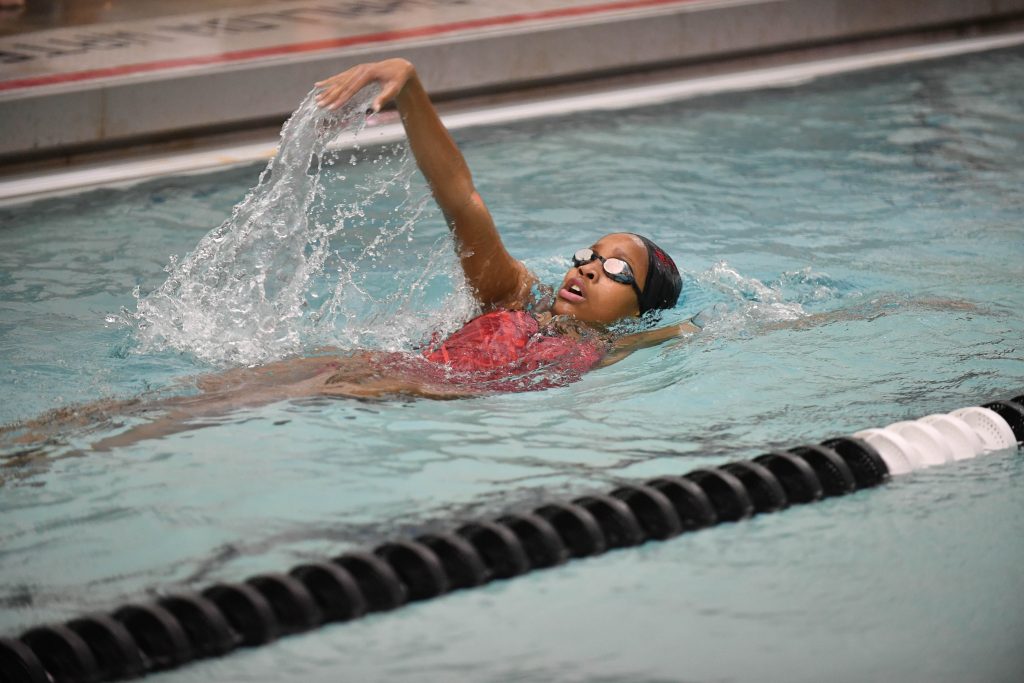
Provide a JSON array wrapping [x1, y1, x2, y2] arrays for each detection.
[[308, 59, 694, 394], [202, 58, 694, 400], [1, 58, 694, 453]]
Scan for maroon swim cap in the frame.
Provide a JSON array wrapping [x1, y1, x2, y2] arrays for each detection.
[[631, 234, 682, 314]]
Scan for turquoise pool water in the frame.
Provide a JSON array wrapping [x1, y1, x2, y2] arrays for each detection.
[[2, 47, 1023, 681]]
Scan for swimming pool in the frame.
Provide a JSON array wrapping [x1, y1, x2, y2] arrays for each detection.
[[2, 46, 1023, 681]]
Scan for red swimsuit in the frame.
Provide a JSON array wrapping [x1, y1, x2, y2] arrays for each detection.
[[420, 310, 606, 392]]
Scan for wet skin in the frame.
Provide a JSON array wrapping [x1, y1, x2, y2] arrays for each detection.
[[550, 233, 649, 324]]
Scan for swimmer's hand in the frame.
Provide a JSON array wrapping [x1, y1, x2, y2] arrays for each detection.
[[315, 58, 415, 113]]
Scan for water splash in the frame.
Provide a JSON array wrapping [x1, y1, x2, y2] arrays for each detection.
[[773, 267, 852, 304], [690, 261, 841, 335], [130, 87, 475, 366]]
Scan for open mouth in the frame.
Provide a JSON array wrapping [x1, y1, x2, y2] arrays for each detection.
[[558, 279, 586, 303]]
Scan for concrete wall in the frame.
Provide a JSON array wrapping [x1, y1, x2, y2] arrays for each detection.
[[2, 0, 1023, 160]]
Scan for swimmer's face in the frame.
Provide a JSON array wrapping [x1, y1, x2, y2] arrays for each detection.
[[552, 233, 648, 324]]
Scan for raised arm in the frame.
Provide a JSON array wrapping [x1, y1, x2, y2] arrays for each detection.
[[316, 59, 533, 309]]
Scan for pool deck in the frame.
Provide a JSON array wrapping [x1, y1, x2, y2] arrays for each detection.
[[1, 0, 1024, 203]]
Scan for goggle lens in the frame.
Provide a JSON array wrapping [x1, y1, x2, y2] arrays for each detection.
[[603, 258, 627, 276], [572, 248, 595, 266], [572, 248, 634, 283]]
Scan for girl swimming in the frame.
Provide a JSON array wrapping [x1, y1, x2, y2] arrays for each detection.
[[306, 58, 693, 399], [0, 57, 981, 454], [2, 58, 695, 452]]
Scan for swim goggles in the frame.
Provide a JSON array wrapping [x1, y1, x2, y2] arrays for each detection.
[[571, 248, 643, 299]]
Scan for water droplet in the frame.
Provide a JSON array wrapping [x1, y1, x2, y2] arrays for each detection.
[[130, 85, 468, 365]]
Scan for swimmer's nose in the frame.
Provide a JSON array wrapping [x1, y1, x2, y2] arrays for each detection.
[[579, 261, 599, 280]]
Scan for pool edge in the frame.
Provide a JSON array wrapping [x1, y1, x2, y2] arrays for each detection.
[[2, 29, 1024, 208]]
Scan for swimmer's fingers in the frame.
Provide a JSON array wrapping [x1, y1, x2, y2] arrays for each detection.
[[369, 66, 412, 113], [315, 66, 369, 111], [315, 59, 414, 112]]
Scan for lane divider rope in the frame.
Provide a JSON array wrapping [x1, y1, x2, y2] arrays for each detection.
[[2, 393, 1021, 683]]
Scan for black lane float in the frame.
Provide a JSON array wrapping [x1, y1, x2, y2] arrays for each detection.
[[2, 395, 1022, 683]]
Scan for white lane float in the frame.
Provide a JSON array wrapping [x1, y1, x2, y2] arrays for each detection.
[[918, 413, 986, 461], [852, 399, 1023, 476], [851, 428, 918, 475], [884, 420, 953, 465], [949, 407, 1017, 451]]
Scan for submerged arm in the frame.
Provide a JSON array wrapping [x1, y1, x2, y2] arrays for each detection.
[[596, 295, 984, 367], [2, 353, 484, 455], [597, 320, 701, 367], [316, 59, 533, 309]]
